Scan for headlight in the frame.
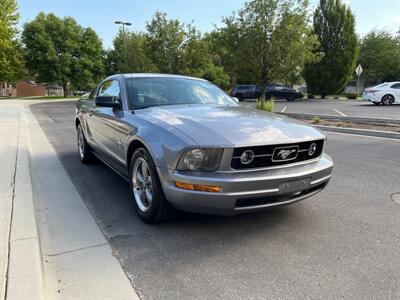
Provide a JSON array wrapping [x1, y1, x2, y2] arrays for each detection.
[[177, 148, 223, 171]]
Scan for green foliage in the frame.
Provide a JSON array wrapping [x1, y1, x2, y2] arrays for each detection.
[[303, 0, 359, 97], [105, 30, 156, 74], [256, 97, 274, 112], [107, 12, 230, 88], [312, 116, 320, 124], [22, 13, 104, 96], [144, 12, 186, 74], [208, 0, 319, 87], [0, 0, 23, 82], [358, 30, 400, 85]]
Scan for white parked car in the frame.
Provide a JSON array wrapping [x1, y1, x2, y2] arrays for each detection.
[[363, 82, 400, 105]]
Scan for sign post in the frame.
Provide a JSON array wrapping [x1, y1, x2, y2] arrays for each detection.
[[355, 64, 363, 96]]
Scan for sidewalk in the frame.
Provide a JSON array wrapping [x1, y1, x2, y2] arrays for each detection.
[[1, 101, 139, 299]]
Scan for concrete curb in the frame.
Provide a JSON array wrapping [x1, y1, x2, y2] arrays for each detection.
[[24, 104, 139, 299], [315, 125, 400, 140], [278, 112, 400, 125], [1, 103, 44, 300]]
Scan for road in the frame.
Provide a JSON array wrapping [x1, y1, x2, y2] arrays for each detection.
[[31, 101, 400, 300], [241, 99, 400, 120]]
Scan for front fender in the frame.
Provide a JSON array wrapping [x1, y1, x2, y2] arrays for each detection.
[[126, 117, 198, 170]]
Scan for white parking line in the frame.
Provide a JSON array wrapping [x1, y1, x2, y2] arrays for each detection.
[[281, 106, 287, 113], [333, 109, 347, 117]]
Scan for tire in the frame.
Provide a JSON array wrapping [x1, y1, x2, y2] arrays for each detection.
[[286, 95, 296, 101], [381, 94, 394, 106], [77, 124, 95, 164], [129, 148, 175, 224]]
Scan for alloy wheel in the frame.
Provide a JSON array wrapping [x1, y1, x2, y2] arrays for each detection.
[[77, 126, 85, 159], [382, 95, 394, 105], [132, 157, 153, 213]]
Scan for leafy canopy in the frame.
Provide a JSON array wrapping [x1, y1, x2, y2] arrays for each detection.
[[358, 30, 400, 86], [22, 13, 104, 95], [208, 0, 319, 87], [303, 0, 359, 96], [0, 0, 23, 82]]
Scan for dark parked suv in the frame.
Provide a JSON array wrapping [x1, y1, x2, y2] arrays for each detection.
[[265, 84, 303, 101], [231, 85, 262, 101]]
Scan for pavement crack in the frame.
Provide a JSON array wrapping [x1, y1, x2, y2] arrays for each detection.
[[4, 115, 21, 300], [13, 237, 37, 242], [45, 242, 108, 257]]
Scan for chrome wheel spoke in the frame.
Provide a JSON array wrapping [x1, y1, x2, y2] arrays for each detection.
[[132, 157, 154, 213], [141, 162, 149, 179]]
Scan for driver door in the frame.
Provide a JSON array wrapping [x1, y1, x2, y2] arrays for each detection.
[[86, 80, 121, 160]]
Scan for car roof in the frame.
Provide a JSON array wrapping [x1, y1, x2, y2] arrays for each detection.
[[105, 73, 208, 82]]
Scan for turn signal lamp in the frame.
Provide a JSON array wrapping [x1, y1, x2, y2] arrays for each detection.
[[174, 181, 222, 193]]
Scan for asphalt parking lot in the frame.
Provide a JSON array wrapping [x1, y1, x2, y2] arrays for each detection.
[[241, 99, 400, 120], [31, 101, 400, 299]]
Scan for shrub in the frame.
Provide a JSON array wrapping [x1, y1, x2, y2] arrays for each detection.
[[256, 97, 274, 112], [312, 116, 321, 124], [346, 92, 358, 99], [307, 93, 315, 99]]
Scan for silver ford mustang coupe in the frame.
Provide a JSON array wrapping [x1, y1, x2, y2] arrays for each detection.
[[75, 74, 333, 223]]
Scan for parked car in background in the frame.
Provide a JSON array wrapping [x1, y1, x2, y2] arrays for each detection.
[[75, 74, 333, 223], [363, 82, 400, 105], [231, 85, 262, 101], [265, 83, 303, 101]]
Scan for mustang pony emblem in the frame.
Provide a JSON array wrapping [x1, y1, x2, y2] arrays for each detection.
[[277, 149, 297, 160]]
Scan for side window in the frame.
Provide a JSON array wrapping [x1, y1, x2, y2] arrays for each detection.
[[98, 80, 121, 99], [390, 83, 400, 89]]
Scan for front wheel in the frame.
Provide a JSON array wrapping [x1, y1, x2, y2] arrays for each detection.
[[130, 148, 175, 224]]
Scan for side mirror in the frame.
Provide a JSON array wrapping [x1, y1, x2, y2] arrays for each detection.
[[232, 97, 240, 103], [95, 96, 121, 108]]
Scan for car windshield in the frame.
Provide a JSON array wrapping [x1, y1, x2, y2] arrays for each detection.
[[127, 78, 236, 109]]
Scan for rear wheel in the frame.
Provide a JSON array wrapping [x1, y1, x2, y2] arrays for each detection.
[[77, 124, 95, 163], [381, 94, 394, 105], [130, 148, 175, 224]]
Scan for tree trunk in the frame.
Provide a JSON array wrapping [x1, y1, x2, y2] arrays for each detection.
[[63, 83, 69, 98]]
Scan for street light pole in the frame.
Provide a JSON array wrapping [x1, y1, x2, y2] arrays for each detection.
[[114, 21, 132, 73]]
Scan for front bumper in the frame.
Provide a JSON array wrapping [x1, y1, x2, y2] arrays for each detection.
[[158, 153, 334, 215]]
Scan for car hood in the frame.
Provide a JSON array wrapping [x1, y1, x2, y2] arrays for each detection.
[[139, 105, 325, 147]]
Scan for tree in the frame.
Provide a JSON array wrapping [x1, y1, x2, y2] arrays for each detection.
[[22, 13, 104, 96], [144, 12, 186, 74], [303, 0, 358, 97], [141, 12, 230, 88], [0, 0, 23, 82], [358, 30, 400, 86], [183, 24, 230, 89], [209, 0, 319, 88], [109, 30, 156, 74]]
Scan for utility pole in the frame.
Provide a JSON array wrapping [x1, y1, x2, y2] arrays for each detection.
[[114, 21, 132, 73]]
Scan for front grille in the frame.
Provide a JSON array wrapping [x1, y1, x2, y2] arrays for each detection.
[[231, 139, 324, 170]]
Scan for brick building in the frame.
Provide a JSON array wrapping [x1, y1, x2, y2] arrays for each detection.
[[16, 81, 47, 97]]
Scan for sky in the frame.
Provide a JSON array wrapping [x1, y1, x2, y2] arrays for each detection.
[[17, 0, 400, 49]]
